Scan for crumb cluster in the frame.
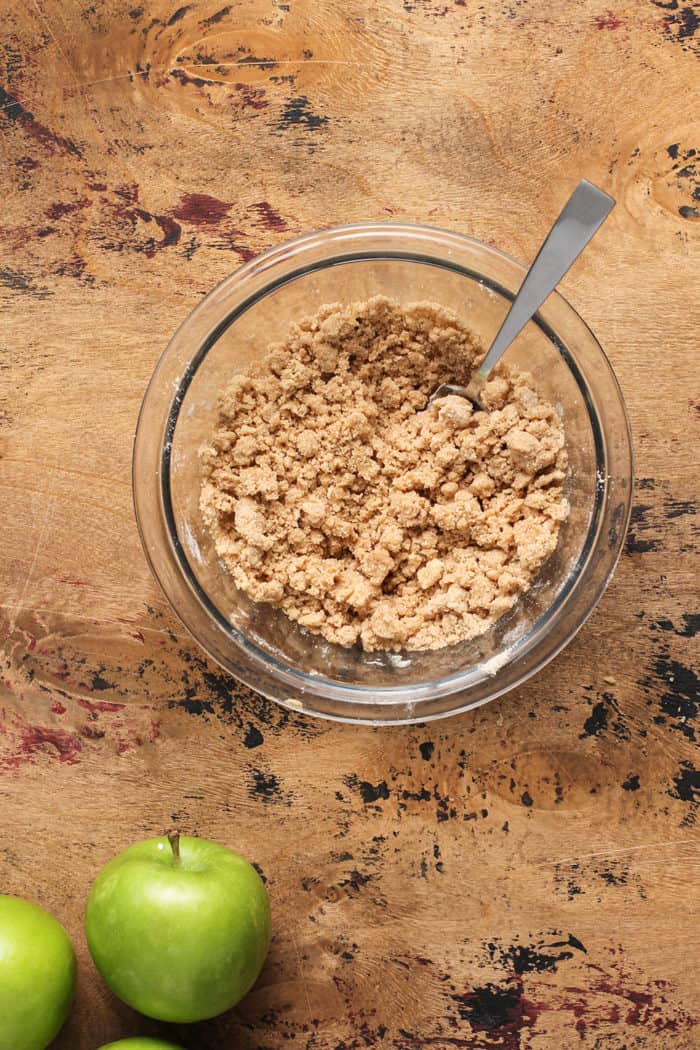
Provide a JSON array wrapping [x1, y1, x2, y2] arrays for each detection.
[[200, 297, 568, 651]]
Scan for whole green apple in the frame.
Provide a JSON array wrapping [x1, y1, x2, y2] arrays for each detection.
[[0, 894, 76, 1050], [98, 1041, 184, 1049], [86, 834, 270, 1023]]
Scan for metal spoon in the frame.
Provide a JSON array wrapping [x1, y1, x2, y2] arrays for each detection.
[[431, 179, 615, 408]]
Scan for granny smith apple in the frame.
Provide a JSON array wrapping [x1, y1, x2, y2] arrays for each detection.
[[0, 894, 76, 1050], [98, 1041, 184, 1049], [86, 834, 270, 1022]]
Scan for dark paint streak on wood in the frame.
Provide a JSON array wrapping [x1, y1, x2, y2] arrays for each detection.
[[653, 613, 700, 637], [138, 212, 182, 254], [1, 725, 82, 769], [452, 980, 539, 1043], [654, 653, 698, 740], [360, 780, 390, 803], [201, 5, 232, 25], [237, 54, 278, 69], [165, 645, 320, 744], [339, 869, 373, 893], [580, 963, 693, 1030], [0, 269, 52, 298], [167, 5, 191, 26], [599, 865, 627, 886], [402, 786, 431, 802], [658, 2, 700, 51], [77, 697, 124, 713], [345, 775, 390, 804], [234, 84, 269, 109], [669, 760, 699, 803], [46, 199, 89, 220], [252, 200, 288, 231], [0, 85, 82, 157], [152, 214, 181, 250], [248, 767, 286, 803], [243, 724, 264, 748], [626, 495, 697, 554], [594, 10, 624, 28], [668, 5, 700, 37], [81, 724, 105, 740], [626, 502, 660, 554], [665, 498, 697, 518], [277, 96, 329, 132], [170, 68, 208, 88], [90, 671, 114, 691], [580, 700, 608, 738], [172, 192, 232, 226], [487, 933, 587, 975], [627, 535, 660, 553]]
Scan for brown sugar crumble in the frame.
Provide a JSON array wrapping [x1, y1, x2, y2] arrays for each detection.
[[200, 297, 569, 652]]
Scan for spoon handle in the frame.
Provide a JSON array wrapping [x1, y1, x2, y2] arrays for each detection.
[[477, 180, 615, 382]]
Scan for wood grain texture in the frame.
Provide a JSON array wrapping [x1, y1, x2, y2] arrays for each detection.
[[1, 0, 699, 1047]]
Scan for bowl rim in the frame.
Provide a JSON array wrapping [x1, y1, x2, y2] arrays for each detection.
[[133, 220, 633, 722]]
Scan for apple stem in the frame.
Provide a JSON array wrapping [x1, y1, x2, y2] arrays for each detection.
[[168, 832, 181, 865]]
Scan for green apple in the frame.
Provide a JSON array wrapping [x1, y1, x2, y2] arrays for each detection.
[[98, 1041, 184, 1049], [86, 834, 270, 1023], [0, 894, 76, 1050]]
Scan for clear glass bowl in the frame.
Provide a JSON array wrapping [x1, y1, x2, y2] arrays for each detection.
[[133, 222, 633, 725]]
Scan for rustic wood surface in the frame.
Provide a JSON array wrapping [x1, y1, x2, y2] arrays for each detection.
[[1, 0, 699, 1047]]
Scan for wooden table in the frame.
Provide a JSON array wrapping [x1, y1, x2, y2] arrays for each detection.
[[1, 1, 698, 1047]]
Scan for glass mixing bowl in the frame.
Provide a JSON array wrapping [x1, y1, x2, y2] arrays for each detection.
[[133, 222, 633, 724]]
